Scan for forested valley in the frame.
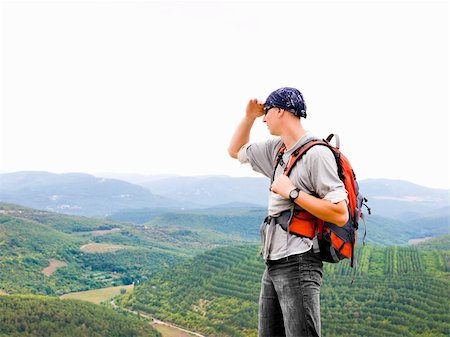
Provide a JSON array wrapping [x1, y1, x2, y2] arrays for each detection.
[[1, 201, 449, 337]]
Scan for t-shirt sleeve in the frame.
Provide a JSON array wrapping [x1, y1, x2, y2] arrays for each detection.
[[237, 138, 282, 178], [301, 146, 348, 203]]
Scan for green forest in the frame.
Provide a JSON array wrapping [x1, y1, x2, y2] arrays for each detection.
[[0, 212, 183, 295], [0, 295, 161, 337], [0, 203, 248, 295], [121, 243, 450, 337], [1, 202, 449, 336]]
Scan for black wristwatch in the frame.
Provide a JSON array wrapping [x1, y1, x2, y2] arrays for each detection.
[[289, 188, 301, 202]]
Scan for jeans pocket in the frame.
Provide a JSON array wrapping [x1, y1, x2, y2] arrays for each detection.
[[309, 265, 323, 288], [299, 252, 323, 289]]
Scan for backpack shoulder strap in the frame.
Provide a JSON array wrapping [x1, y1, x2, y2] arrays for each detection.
[[271, 134, 341, 182], [283, 139, 330, 177], [273, 143, 286, 168], [271, 143, 287, 183]]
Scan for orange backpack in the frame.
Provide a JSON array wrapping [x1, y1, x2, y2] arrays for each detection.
[[273, 134, 370, 267]]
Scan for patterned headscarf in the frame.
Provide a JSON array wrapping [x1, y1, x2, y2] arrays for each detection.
[[264, 87, 307, 118]]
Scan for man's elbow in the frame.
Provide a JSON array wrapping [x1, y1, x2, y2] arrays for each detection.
[[335, 211, 349, 227], [228, 147, 238, 159], [334, 201, 349, 227]]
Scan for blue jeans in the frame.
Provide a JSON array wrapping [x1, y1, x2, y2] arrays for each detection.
[[258, 249, 323, 337]]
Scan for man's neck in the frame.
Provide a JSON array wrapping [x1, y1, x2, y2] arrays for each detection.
[[282, 128, 308, 150]]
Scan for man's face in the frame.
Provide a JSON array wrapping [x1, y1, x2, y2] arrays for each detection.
[[263, 106, 280, 136]]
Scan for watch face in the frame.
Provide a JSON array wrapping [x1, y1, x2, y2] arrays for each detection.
[[290, 189, 299, 200]]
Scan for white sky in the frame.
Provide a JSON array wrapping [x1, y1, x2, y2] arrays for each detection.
[[0, 0, 448, 189]]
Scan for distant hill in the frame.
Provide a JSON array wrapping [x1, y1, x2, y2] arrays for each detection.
[[0, 295, 160, 337], [134, 175, 270, 207], [112, 207, 447, 247], [359, 179, 449, 220], [0, 171, 193, 217], [107, 204, 447, 248], [1, 172, 448, 221], [414, 234, 450, 250], [147, 207, 266, 241], [117, 174, 448, 221]]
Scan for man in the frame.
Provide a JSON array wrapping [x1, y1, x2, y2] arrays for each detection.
[[228, 87, 348, 337]]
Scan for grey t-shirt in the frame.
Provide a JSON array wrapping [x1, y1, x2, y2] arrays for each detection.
[[238, 132, 348, 260]]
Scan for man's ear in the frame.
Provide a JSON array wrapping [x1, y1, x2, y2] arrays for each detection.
[[277, 108, 285, 118]]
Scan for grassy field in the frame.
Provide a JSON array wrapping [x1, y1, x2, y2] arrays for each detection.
[[42, 259, 67, 276], [79, 242, 129, 253], [60, 284, 134, 304], [90, 227, 121, 236], [152, 322, 201, 337]]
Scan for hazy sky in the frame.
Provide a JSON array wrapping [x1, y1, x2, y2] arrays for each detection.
[[0, 0, 448, 189]]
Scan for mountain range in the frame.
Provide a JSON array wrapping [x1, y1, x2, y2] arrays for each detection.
[[1, 171, 449, 222], [0, 171, 189, 217]]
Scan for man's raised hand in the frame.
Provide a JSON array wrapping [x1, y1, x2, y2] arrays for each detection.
[[246, 99, 265, 119]]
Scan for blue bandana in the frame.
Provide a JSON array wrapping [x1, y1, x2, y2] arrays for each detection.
[[264, 87, 307, 118]]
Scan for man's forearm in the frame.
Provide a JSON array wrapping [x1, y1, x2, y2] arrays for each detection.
[[228, 116, 256, 158], [271, 175, 349, 226], [296, 192, 349, 226]]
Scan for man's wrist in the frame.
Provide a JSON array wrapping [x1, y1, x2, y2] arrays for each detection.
[[289, 188, 301, 202]]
